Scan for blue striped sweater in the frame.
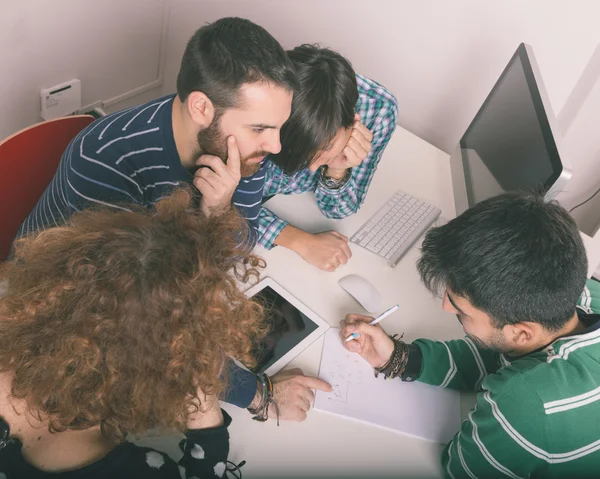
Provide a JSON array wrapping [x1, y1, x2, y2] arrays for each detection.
[[17, 94, 263, 408], [18, 94, 265, 240]]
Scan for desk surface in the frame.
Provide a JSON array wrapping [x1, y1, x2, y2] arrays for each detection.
[[223, 127, 467, 478], [221, 125, 600, 478]]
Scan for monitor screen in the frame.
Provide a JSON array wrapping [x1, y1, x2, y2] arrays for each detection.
[[248, 286, 319, 374], [457, 44, 565, 207]]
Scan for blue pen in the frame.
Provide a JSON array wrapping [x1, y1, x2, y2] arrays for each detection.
[[344, 304, 400, 342]]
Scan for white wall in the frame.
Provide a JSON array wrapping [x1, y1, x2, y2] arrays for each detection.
[[3, 0, 599, 236], [161, 0, 600, 235], [162, 0, 600, 153], [555, 43, 600, 236], [0, 0, 166, 140]]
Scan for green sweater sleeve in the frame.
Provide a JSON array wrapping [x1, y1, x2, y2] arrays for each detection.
[[441, 371, 548, 479], [414, 337, 503, 392]]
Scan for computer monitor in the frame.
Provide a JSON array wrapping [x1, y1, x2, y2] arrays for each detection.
[[450, 43, 571, 215]]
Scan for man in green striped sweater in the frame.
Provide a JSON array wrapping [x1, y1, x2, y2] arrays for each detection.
[[341, 193, 600, 478]]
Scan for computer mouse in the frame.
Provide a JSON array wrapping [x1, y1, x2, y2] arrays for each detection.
[[338, 274, 383, 313]]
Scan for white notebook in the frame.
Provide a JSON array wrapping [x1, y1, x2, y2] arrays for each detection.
[[314, 328, 462, 444]]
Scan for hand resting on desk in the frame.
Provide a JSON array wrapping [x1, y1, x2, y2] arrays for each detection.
[[275, 226, 352, 272]]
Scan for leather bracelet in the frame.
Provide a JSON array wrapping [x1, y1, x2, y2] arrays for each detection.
[[247, 374, 281, 426], [374, 334, 409, 380]]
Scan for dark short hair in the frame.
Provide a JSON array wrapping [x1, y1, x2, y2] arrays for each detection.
[[176, 17, 298, 108], [417, 193, 587, 331], [269, 44, 358, 174]]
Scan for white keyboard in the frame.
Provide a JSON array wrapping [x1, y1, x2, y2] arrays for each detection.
[[350, 191, 441, 267]]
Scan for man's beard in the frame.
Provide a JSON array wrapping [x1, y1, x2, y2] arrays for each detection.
[[196, 118, 267, 177], [467, 330, 508, 353]]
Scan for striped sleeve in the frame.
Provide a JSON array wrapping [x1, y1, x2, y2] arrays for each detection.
[[18, 113, 146, 238], [258, 156, 325, 249], [414, 338, 502, 392], [66, 114, 147, 211], [442, 373, 547, 479]]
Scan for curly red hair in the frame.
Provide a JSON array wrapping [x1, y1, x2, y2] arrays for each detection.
[[0, 187, 267, 439]]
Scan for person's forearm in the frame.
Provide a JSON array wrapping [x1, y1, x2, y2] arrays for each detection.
[[324, 166, 348, 180], [273, 224, 309, 252]]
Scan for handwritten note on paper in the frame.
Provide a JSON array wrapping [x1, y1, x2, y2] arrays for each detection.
[[313, 328, 461, 444], [326, 355, 362, 403]]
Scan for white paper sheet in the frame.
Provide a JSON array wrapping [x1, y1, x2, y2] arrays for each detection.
[[314, 328, 462, 444]]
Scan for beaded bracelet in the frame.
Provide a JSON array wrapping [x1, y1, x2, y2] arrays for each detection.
[[374, 334, 409, 380]]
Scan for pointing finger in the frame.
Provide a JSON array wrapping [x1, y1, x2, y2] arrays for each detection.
[[296, 375, 333, 392]]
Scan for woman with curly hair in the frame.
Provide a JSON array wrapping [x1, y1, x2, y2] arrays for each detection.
[[0, 187, 266, 478]]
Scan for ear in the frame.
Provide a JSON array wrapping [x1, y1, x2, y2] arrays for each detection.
[[508, 322, 540, 348], [186, 91, 215, 128]]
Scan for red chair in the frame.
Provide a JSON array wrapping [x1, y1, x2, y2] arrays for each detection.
[[0, 115, 95, 260]]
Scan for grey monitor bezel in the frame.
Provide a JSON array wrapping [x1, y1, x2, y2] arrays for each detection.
[[450, 43, 571, 215]]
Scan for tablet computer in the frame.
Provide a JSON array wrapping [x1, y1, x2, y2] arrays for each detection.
[[244, 277, 330, 376]]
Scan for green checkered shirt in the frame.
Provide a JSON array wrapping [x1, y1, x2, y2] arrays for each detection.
[[257, 74, 398, 248]]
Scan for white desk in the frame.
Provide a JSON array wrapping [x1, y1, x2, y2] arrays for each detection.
[[221, 128, 463, 479], [220, 126, 600, 478]]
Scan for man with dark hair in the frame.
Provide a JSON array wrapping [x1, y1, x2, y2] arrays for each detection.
[[17, 18, 331, 422], [340, 193, 600, 478], [19, 17, 297, 236], [258, 45, 398, 271]]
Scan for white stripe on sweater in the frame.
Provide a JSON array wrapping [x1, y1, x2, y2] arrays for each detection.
[[67, 179, 132, 212], [98, 105, 138, 140], [457, 438, 478, 479], [548, 333, 600, 364], [469, 409, 524, 479], [123, 98, 171, 130], [445, 443, 457, 479], [96, 128, 159, 154], [484, 390, 600, 462], [544, 385, 600, 415], [130, 165, 170, 177], [115, 147, 164, 165], [440, 342, 458, 388], [463, 337, 486, 390]]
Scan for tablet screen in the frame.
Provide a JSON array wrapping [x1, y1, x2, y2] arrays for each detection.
[[249, 286, 319, 374]]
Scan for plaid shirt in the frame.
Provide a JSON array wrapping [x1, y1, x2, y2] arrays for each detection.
[[257, 74, 398, 249]]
